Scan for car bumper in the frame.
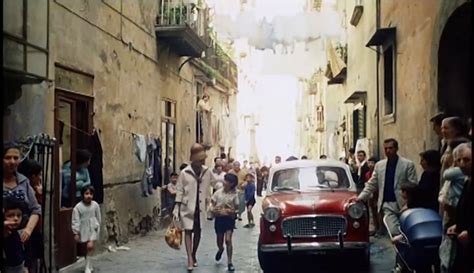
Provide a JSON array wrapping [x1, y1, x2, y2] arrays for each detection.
[[260, 241, 369, 253]]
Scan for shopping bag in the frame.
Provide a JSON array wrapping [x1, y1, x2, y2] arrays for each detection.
[[165, 221, 182, 250]]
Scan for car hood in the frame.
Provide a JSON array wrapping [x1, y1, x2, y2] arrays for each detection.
[[263, 191, 357, 215]]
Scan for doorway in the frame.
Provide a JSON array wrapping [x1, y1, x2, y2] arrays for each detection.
[[437, 2, 472, 118], [54, 89, 93, 269]]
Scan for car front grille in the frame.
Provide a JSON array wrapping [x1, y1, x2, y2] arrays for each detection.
[[281, 215, 347, 238]]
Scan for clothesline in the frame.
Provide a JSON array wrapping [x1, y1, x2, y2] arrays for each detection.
[[56, 119, 92, 136]]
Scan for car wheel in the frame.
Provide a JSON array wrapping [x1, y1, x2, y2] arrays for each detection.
[[354, 248, 370, 269], [258, 244, 282, 273]]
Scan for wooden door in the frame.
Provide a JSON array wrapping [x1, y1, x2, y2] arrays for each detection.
[[54, 95, 77, 268]]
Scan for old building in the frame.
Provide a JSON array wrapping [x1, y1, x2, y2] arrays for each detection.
[[321, 0, 471, 166], [3, 0, 237, 270], [298, 0, 471, 166]]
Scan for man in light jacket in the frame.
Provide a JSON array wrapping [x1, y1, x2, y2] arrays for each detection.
[[357, 138, 417, 237]]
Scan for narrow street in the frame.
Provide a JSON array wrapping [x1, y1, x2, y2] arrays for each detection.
[[63, 196, 395, 273]]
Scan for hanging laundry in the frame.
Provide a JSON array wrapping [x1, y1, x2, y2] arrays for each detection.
[[141, 136, 162, 197], [133, 134, 146, 162], [87, 130, 104, 203], [151, 138, 162, 189]]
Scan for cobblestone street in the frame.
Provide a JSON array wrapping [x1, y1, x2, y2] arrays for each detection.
[[62, 197, 395, 273]]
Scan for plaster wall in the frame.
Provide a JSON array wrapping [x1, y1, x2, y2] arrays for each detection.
[[378, 0, 468, 172], [49, 0, 198, 245]]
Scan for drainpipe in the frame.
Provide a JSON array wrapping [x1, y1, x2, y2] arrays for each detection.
[[375, 0, 381, 160]]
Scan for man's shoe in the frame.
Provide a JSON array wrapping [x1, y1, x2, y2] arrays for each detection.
[[228, 264, 235, 271], [243, 224, 250, 228]]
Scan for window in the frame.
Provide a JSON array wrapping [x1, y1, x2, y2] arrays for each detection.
[[162, 99, 176, 185], [271, 166, 350, 191], [352, 105, 366, 148], [316, 105, 324, 131], [383, 44, 396, 119], [3, 0, 48, 78]]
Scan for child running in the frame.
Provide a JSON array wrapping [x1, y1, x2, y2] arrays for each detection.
[[211, 173, 239, 272], [72, 185, 101, 273], [243, 173, 256, 228], [3, 195, 28, 273]]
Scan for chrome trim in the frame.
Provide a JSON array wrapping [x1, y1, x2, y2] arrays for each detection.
[[281, 214, 347, 238], [260, 242, 369, 253]]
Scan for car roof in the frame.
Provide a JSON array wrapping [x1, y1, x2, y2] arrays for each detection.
[[270, 159, 350, 173]]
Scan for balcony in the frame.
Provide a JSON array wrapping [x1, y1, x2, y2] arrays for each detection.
[[155, 0, 209, 57], [201, 40, 238, 89]]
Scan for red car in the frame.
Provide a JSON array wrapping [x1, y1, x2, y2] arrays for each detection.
[[258, 160, 369, 272]]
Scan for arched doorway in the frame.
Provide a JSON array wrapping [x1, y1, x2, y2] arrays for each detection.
[[437, 2, 472, 118]]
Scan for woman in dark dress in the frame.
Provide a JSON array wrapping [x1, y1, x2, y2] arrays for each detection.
[[417, 150, 441, 211]]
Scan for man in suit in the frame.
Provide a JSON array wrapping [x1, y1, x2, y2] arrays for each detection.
[[357, 138, 417, 237]]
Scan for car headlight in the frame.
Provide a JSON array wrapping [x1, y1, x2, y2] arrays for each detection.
[[347, 202, 366, 219], [263, 207, 281, 223]]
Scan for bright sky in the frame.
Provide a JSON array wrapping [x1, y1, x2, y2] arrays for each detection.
[[208, 0, 342, 164]]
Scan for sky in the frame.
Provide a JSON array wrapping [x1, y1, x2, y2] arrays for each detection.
[[206, 0, 344, 163]]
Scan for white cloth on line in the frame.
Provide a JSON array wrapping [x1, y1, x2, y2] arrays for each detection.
[[133, 134, 146, 162]]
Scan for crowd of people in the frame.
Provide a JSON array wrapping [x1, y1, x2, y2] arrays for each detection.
[[3, 143, 99, 273], [4, 112, 471, 273], [353, 114, 473, 273]]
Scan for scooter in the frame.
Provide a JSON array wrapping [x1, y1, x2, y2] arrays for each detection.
[[384, 208, 442, 273]]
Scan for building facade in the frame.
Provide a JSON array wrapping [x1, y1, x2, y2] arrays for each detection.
[[319, 0, 471, 168], [3, 0, 238, 270]]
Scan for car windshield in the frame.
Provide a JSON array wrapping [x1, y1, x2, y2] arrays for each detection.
[[271, 166, 350, 191]]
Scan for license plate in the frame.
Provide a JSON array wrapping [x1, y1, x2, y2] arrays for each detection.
[[308, 250, 327, 255]]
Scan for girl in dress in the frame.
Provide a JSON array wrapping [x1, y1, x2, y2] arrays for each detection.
[[72, 185, 101, 273], [211, 173, 239, 272]]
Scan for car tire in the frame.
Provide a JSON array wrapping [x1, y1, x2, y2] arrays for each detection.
[[258, 244, 282, 273], [354, 248, 370, 269]]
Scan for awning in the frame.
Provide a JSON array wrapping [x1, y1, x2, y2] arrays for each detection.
[[344, 91, 367, 104], [366, 27, 396, 47]]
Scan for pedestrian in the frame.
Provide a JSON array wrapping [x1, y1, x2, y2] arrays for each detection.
[[212, 162, 226, 193], [3, 195, 28, 273], [259, 166, 270, 193], [62, 149, 92, 207], [440, 117, 469, 191], [446, 142, 473, 273], [211, 173, 239, 272], [243, 173, 256, 228], [357, 138, 417, 238], [173, 143, 216, 272], [429, 112, 447, 152], [18, 158, 44, 273], [417, 150, 441, 211], [72, 185, 101, 273], [439, 137, 470, 228], [3, 142, 42, 248], [356, 150, 370, 193], [274, 156, 282, 165], [228, 161, 247, 221], [365, 157, 381, 236], [166, 173, 178, 213], [347, 148, 358, 185], [439, 142, 469, 272]]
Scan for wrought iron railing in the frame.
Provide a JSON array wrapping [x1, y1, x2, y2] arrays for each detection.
[[203, 40, 238, 87], [18, 134, 56, 273], [157, 0, 205, 36]]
